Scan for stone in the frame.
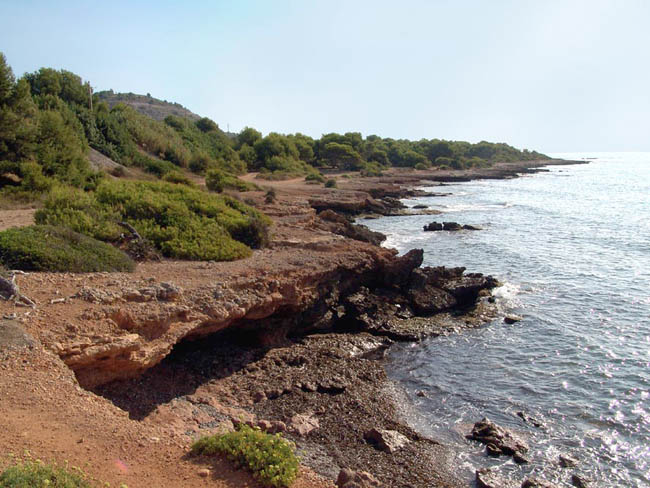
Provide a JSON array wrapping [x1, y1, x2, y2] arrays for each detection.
[[571, 474, 591, 488], [521, 478, 559, 488], [504, 314, 523, 324], [336, 469, 380, 488], [559, 454, 578, 468], [468, 418, 529, 458], [364, 428, 409, 453], [463, 224, 482, 230], [516, 411, 544, 428], [289, 412, 319, 436], [442, 221, 463, 231], [423, 221, 443, 231], [197, 468, 210, 478], [476, 468, 517, 488], [513, 452, 530, 464]]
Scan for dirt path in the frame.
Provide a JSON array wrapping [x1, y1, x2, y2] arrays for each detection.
[[0, 208, 36, 231]]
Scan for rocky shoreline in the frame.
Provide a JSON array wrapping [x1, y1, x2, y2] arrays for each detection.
[[0, 158, 586, 487]]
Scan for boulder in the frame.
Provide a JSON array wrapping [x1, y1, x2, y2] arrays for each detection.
[[364, 428, 409, 453], [476, 468, 517, 488], [571, 474, 591, 488], [442, 221, 463, 231], [381, 249, 423, 287], [289, 412, 319, 436], [463, 224, 482, 230], [336, 469, 380, 488], [423, 221, 443, 231], [468, 418, 529, 458], [559, 454, 578, 468], [504, 314, 523, 324]]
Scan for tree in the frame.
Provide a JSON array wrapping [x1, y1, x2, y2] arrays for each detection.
[[320, 142, 363, 170], [196, 117, 219, 133], [237, 127, 262, 149], [0, 53, 15, 104]]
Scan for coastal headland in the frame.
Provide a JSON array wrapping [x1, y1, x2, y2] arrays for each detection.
[[0, 159, 584, 488]]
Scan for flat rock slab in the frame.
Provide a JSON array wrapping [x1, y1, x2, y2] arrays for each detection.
[[0, 320, 37, 350], [364, 428, 410, 453]]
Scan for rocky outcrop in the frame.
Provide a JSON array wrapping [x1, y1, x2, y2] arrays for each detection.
[[423, 221, 482, 231], [309, 195, 403, 216], [468, 418, 529, 458], [43, 238, 496, 388], [317, 210, 386, 246]]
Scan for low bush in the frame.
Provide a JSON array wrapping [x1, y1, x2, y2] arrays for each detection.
[[191, 425, 299, 488], [324, 178, 337, 188], [35, 180, 270, 261], [304, 171, 325, 183], [0, 225, 135, 272], [206, 169, 258, 193], [162, 171, 195, 187], [0, 460, 92, 487]]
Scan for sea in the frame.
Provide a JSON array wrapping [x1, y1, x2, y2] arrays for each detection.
[[362, 153, 650, 487]]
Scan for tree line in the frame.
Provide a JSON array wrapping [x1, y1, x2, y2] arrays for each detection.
[[0, 52, 549, 196]]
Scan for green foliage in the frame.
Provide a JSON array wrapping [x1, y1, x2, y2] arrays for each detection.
[[206, 169, 258, 193], [191, 425, 299, 488], [0, 460, 91, 488], [35, 180, 270, 260], [360, 161, 384, 177], [162, 171, 195, 186], [319, 142, 363, 170], [304, 171, 325, 183], [0, 225, 135, 272], [324, 178, 337, 188], [414, 161, 430, 170], [195, 117, 219, 133], [0, 51, 550, 203]]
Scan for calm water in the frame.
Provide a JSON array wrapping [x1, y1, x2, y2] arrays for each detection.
[[363, 153, 650, 487]]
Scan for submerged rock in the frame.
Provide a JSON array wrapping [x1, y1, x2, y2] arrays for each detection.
[[505, 314, 523, 324], [559, 454, 578, 468], [521, 478, 560, 488]]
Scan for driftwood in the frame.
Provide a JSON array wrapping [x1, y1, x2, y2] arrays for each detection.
[[0, 272, 36, 308]]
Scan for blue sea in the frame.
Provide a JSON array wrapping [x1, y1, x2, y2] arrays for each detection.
[[363, 153, 650, 487]]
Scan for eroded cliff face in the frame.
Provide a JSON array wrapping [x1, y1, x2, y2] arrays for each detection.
[[1, 199, 497, 390]]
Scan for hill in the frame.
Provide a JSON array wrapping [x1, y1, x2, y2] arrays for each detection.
[[95, 90, 201, 122]]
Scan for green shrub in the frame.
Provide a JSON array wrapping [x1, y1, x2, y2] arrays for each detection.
[[35, 180, 270, 261], [0, 460, 91, 487], [414, 162, 430, 170], [162, 171, 195, 187], [304, 171, 325, 183], [191, 425, 299, 488], [324, 178, 337, 188], [0, 225, 135, 272], [360, 162, 384, 177], [206, 169, 258, 193]]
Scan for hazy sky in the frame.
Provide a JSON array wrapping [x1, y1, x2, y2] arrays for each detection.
[[1, 0, 649, 152]]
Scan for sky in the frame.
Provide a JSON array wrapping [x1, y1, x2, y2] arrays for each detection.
[[1, 0, 649, 153]]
